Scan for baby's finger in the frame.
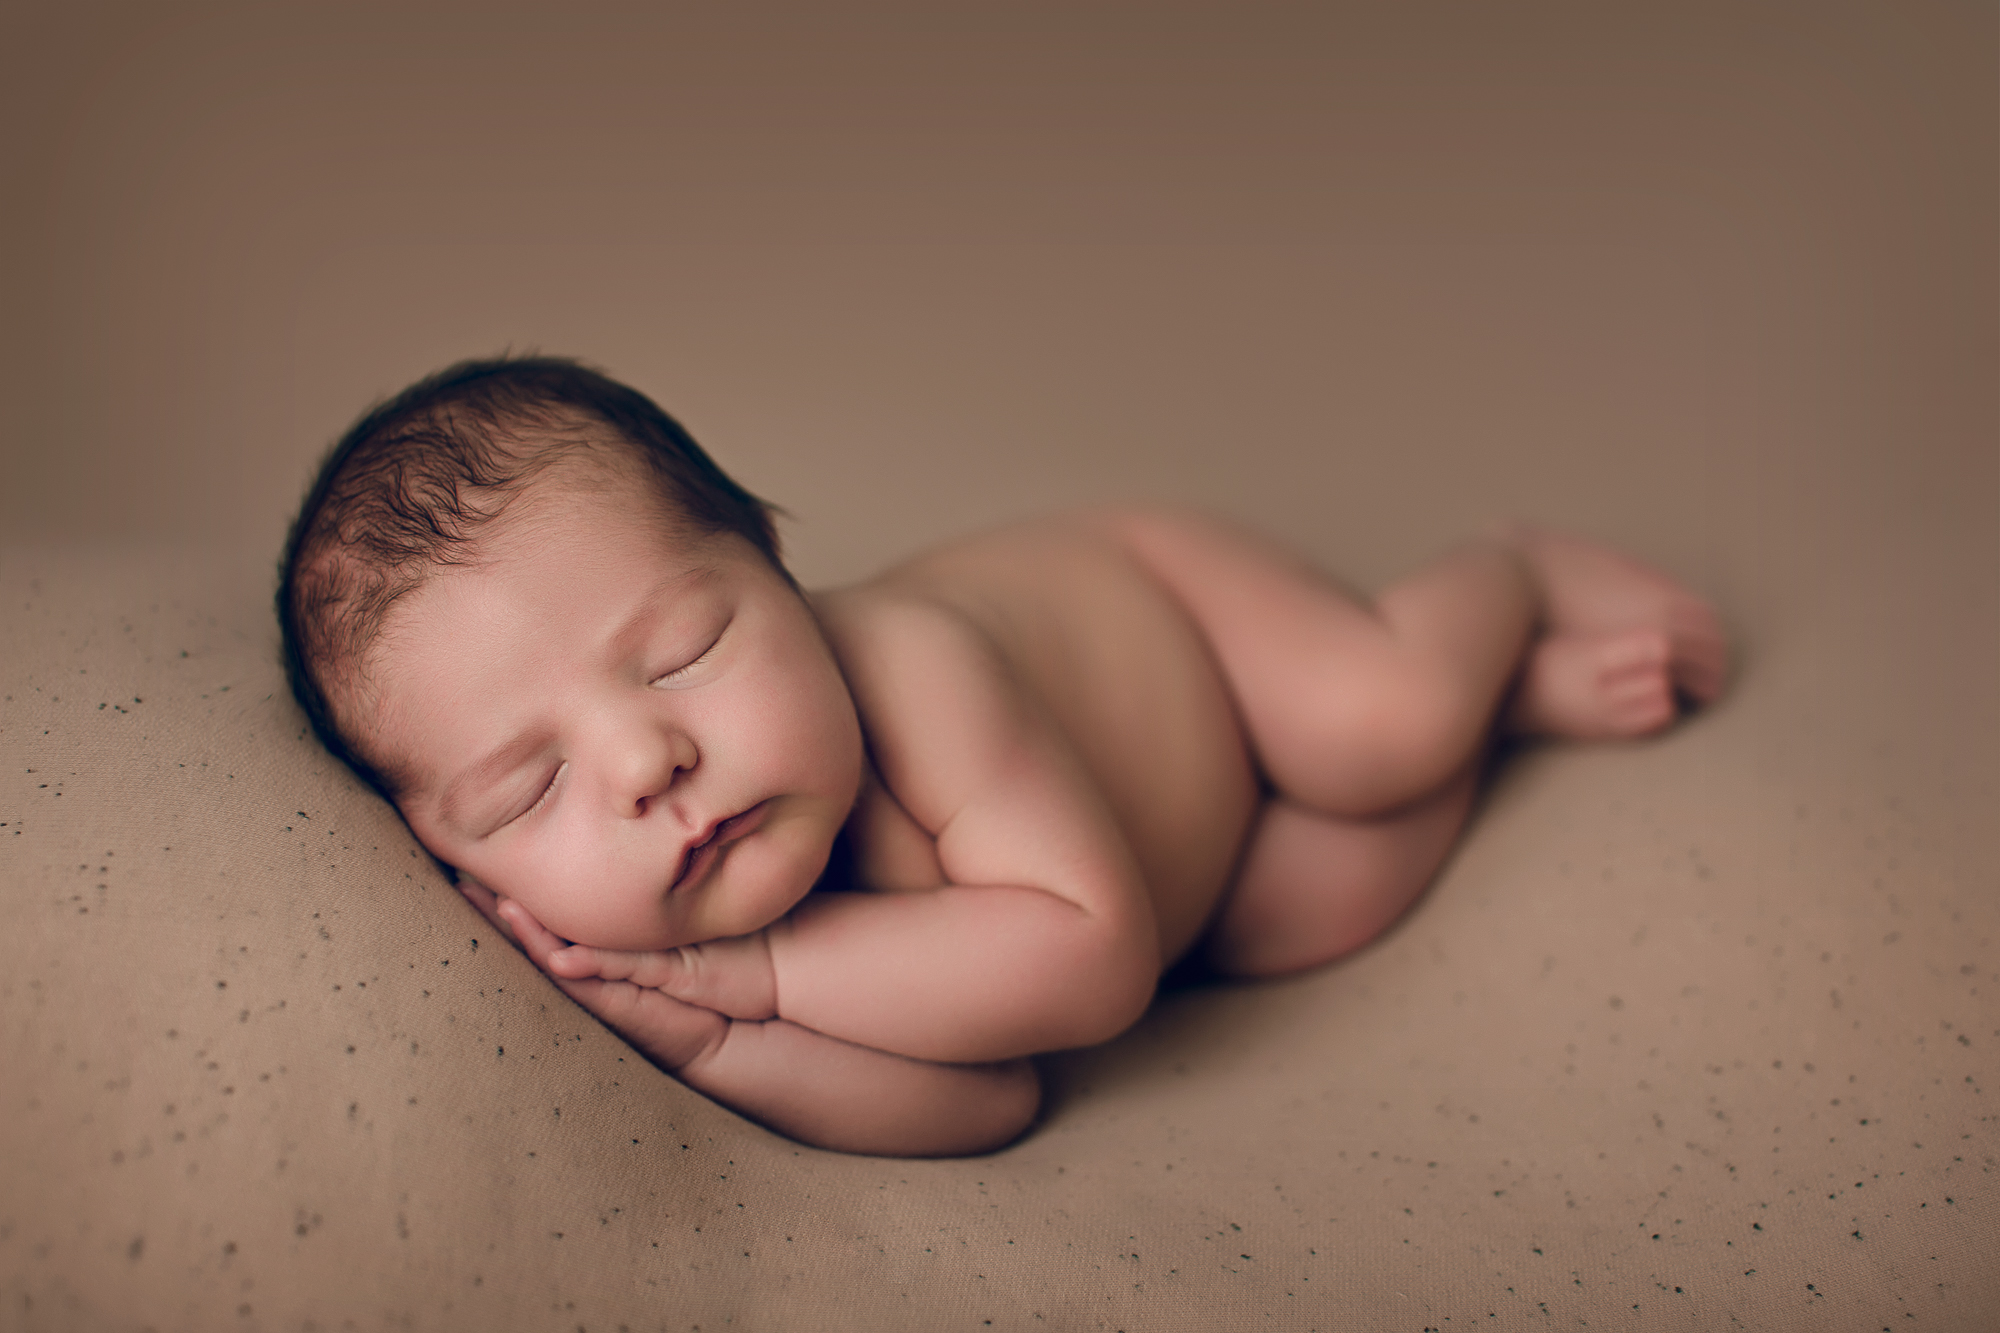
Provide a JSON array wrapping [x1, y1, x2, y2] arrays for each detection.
[[556, 944, 687, 989], [544, 941, 616, 980], [578, 980, 727, 1070], [456, 877, 513, 938], [495, 899, 575, 968]]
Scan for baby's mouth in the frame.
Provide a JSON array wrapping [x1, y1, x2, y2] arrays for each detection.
[[669, 801, 770, 892]]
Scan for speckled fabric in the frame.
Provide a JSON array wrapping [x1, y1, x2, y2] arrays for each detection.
[[5, 519, 1995, 1328], [4, 3, 1996, 1329]]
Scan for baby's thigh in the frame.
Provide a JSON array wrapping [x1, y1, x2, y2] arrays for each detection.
[[1092, 507, 1390, 680], [1090, 508, 1422, 804]]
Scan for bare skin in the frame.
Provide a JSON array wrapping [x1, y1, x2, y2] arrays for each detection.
[[367, 480, 1728, 1156]]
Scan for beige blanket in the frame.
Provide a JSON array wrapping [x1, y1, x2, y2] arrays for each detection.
[[4, 4, 1993, 1327]]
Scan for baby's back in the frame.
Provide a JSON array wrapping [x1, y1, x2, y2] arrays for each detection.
[[854, 513, 1260, 962]]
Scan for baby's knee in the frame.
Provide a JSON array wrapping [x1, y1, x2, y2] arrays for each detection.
[[1283, 664, 1477, 814], [1373, 663, 1485, 774]]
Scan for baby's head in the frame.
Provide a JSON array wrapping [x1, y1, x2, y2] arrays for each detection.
[[280, 357, 864, 949]]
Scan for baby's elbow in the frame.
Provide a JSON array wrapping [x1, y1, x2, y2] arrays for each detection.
[[932, 1059, 1041, 1157], [1053, 927, 1158, 1050]]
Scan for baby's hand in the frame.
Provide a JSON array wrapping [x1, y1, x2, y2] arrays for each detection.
[[455, 877, 735, 1072], [538, 927, 779, 1023]]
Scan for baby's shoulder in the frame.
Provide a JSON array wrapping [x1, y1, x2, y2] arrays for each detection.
[[809, 581, 1000, 682], [809, 515, 1200, 746], [809, 579, 1051, 836], [809, 583, 1024, 739], [817, 513, 1145, 636], [809, 516, 1128, 693]]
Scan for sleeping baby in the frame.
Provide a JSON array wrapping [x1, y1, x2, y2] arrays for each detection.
[[279, 356, 1728, 1156]]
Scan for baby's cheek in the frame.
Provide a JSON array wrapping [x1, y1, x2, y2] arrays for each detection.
[[474, 845, 597, 946]]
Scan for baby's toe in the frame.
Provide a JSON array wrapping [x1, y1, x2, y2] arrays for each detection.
[[1657, 623, 1726, 703], [1608, 671, 1677, 734], [1601, 627, 1673, 675], [1590, 630, 1677, 735]]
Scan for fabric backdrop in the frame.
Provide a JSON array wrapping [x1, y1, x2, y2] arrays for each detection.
[[3, 4, 1994, 1328]]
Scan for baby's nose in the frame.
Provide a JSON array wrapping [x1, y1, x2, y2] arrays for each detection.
[[613, 723, 696, 816]]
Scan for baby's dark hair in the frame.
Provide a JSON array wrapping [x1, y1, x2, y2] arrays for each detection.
[[278, 355, 782, 797]]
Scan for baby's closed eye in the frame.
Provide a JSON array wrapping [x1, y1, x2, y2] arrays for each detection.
[[650, 642, 717, 686], [648, 620, 731, 689], [500, 762, 566, 830]]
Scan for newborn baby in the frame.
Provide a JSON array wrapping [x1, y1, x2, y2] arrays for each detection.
[[280, 356, 1728, 1156]]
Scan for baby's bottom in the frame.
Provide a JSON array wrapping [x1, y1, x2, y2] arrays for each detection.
[[1209, 773, 1478, 976], [1101, 508, 1726, 978]]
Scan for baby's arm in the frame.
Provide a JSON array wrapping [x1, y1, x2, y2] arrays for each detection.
[[462, 880, 1039, 1157], [548, 597, 1164, 1065]]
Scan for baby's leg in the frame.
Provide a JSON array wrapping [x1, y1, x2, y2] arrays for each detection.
[[1501, 527, 1730, 737], [1108, 509, 1539, 817], [1203, 771, 1477, 977], [1110, 510, 1727, 814], [1106, 509, 1727, 978]]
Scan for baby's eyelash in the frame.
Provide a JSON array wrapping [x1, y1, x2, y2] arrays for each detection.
[[511, 763, 565, 825], [651, 638, 720, 684]]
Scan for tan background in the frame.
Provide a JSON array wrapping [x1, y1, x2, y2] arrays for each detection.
[[3, 2, 1995, 1329]]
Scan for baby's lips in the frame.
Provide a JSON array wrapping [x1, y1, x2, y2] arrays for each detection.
[[668, 799, 772, 892], [713, 798, 774, 847], [666, 840, 701, 893]]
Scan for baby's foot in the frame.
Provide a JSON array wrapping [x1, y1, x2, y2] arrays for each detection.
[[1506, 629, 1678, 740], [1507, 525, 1730, 709]]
